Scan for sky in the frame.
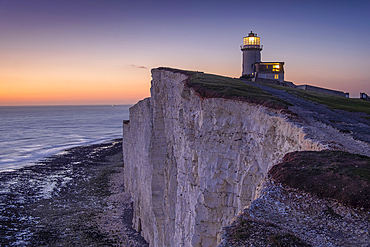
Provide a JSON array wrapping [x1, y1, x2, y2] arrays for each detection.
[[0, 0, 369, 106]]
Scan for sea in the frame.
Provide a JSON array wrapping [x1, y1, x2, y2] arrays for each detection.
[[0, 105, 130, 172]]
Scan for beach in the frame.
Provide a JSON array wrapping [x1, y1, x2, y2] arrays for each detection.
[[0, 139, 148, 246]]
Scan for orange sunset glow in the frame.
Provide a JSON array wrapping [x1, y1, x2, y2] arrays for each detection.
[[0, 1, 369, 105]]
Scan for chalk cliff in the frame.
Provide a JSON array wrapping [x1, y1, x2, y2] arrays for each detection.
[[122, 68, 370, 246]]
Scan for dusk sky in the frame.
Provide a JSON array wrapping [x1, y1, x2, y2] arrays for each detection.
[[1, 0, 369, 106]]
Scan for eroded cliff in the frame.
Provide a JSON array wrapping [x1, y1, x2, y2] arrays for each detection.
[[220, 151, 370, 246], [122, 68, 370, 246]]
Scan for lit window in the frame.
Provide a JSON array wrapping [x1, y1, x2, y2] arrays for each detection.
[[272, 64, 280, 71], [243, 36, 260, 46], [274, 74, 279, 79]]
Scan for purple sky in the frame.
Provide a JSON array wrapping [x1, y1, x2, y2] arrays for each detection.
[[0, 0, 369, 105]]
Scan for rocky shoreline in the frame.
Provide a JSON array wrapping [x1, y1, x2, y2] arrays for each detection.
[[219, 180, 370, 247], [0, 139, 148, 246], [219, 150, 370, 247]]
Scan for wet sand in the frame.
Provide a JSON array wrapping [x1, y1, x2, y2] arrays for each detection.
[[0, 139, 148, 246]]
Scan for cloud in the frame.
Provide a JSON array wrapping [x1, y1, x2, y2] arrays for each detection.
[[129, 64, 147, 69]]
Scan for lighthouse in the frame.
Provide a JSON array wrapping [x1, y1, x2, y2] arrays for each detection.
[[241, 31, 285, 82], [241, 31, 262, 77]]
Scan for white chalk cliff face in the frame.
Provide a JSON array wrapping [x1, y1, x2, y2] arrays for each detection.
[[122, 69, 368, 246]]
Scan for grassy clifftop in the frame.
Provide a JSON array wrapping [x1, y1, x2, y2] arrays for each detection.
[[260, 83, 370, 116], [157, 67, 291, 111]]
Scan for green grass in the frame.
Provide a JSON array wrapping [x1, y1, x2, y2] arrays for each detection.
[[187, 72, 292, 110], [259, 83, 370, 115]]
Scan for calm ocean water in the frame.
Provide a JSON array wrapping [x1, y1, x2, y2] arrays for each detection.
[[0, 105, 130, 172]]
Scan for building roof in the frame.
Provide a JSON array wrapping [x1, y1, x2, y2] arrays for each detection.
[[255, 62, 285, 64]]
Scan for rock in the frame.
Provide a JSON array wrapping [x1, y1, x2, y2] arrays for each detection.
[[219, 180, 370, 246]]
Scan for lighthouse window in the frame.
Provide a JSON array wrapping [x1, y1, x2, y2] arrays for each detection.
[[274, 74, 279, 79], [273, 64, 280, 71]]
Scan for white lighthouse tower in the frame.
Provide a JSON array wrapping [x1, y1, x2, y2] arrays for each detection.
[[241, 31, 262, 77]]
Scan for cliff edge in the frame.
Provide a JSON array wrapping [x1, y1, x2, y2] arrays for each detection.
[[123, 68, 370, 246]]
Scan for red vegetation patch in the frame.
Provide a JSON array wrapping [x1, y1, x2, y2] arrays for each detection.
[[269, 151, 370, 210]]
